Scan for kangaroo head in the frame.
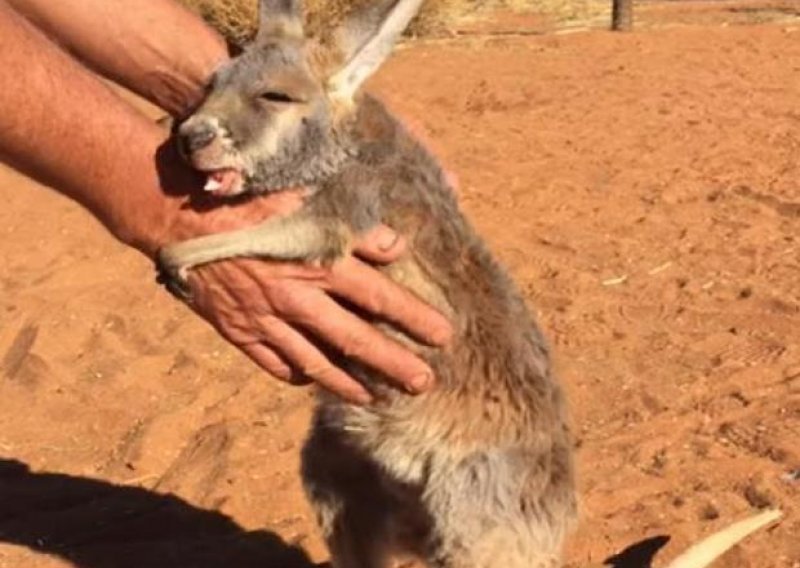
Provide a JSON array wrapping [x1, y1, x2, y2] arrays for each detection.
[[177, 0, 424, 196]]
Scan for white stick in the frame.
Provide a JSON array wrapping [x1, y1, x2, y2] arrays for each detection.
[[664, 509, 782, 568]]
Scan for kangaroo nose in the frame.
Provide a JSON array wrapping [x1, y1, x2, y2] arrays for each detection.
[[179, 123, 217, 155]]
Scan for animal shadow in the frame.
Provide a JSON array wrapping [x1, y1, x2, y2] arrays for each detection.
[[0, 458, 318, 568], [603, 535, 671, 568]]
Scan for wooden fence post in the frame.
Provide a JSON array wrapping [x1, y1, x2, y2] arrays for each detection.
[[612, 0, 633, 31]]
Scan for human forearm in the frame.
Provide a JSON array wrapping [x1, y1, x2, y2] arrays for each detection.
[[6, 0, 228, 116], [0, 1, 215, 257], [1, 0, 300, 259]]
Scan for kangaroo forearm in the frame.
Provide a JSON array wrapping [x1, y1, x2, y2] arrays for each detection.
[[0, 2, 187, 257], [159, 214, 353, 283], [6, 0, 228, 116]]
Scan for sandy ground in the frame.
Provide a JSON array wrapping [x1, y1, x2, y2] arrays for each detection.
[[1, 4, 799, 568]]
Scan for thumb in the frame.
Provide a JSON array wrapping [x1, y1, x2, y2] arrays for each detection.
[[353, 224, 406, 264]]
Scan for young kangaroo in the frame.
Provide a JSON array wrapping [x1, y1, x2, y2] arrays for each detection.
[[158, 0, 782, 566], [162, 0, 575, 565]]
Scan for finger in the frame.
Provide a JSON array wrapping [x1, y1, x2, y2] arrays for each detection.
[[275, 288, 436, 394], [238, 342, 295, 381], [255, 314, 373, 404], [185, 268, 313, 389], [352, 224, 407, 264], [328, 257, 452, 346]]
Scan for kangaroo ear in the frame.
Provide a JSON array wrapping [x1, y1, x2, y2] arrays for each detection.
[[257, 0, 304, 41], [327, 0, 424, 101]]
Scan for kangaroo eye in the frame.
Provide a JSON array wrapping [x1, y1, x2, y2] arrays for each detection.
[[260, 91, 296, 104]]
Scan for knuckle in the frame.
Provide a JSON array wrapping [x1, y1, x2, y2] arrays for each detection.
[[218, 316, 257, 345], [266, 284, 297, 314], [361, 287, 388, 315], [271, 286, 319, 318], [261, 320, 294, 346], [341, 331, 372, 359]]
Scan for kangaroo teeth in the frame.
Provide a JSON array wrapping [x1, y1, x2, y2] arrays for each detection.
[[204, 177, 223, 192]]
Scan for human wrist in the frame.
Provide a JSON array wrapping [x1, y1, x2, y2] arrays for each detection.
[[104, 132, 195, 260]]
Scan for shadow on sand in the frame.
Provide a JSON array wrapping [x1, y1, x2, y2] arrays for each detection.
[[0, 458, 318, 568], [603, 534, 671, 568]]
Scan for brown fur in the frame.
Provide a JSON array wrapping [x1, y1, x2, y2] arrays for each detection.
[[159, 0, 577, 565]]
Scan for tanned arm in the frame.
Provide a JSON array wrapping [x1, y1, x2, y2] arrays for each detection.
[[6, 0, 227, 116], [0, 0, 450, 403]]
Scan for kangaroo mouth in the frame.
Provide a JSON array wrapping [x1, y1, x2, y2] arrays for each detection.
[[201, 168, 245, 197]]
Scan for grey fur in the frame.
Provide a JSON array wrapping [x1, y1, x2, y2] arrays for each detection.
[[162, 0, 577, 566]]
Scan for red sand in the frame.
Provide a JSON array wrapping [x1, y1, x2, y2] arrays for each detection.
[[0, 7, 798, 567]]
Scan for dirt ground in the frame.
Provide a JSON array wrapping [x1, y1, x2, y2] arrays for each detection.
[[1, 2, 799, 567]]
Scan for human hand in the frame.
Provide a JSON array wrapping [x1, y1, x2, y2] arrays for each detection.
[[151, 154, 451, 404], [181, 223, 451, 404]]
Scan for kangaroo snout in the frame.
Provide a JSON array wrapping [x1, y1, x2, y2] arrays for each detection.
[[177, 119, 219, 157]]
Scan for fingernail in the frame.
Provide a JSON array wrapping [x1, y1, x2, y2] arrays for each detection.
[[376, 227, 400, 251], [429, 322, 453, 345], [407, 371, 432, 394]]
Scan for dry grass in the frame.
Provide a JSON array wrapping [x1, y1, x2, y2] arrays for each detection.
[[177, 0, 608, 46], [519, 0, 609, 24], [178, 0, 257, 46], [177, 0, 478, 46]]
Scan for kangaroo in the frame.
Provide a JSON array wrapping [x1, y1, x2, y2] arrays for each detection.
[[157, 0, 782, 566]]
